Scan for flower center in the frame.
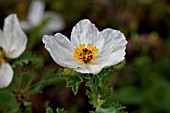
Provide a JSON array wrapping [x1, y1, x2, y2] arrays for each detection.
[[74, 43, 99, 64]]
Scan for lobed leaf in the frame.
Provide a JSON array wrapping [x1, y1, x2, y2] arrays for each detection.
[[66, 76, 83, 95]]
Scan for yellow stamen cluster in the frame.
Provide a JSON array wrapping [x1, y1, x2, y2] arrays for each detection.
[[74, 43, 99, 64]]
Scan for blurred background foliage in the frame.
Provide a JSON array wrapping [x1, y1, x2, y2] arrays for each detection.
[[0, 0, 170, 113]]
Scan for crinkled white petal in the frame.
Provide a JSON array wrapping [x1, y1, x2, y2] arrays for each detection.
[[28, 0, 45, 26], [0, 63, 13, 88], [43, 11, 65, 33], [71, 19, 103, 49], [42, 33, 80, 68], [74, 28, 127, 74], [99, 28, 127, 57], [73, 66, 91, 74], [94, 49, 126, 69], [74, 64, 103, 74], [3, 14, 27, 58]]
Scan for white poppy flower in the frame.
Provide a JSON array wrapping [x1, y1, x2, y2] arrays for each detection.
[[20, 0, 65, 33], [43, 19, 127, 74], [0, 14, 27, 88]]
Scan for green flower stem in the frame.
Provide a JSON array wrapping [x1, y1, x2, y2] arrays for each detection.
[[88, 79, 105, 111], [96, 99, 105, 110], [89, 79, 97, 107]]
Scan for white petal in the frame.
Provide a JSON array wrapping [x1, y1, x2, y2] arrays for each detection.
[[94, 48, 126, 68], [0, 30, 5, 48], [100, 28, 127, 57], [0, 63, 13, 88], [42, 34, 79, 68], [73, 66, 92, 74], [3, 14, 28, 58], [75, 28, 127, 74], [43, 11, 65, 33], [74, 64, 103, 74], [20, 21, 32, 31], [71, 19, 102, 48], [88, 65, 103, 74], [28, 0, 45, 26]]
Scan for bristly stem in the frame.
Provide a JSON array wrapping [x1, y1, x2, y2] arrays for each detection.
[[88, 79, 105, 111], [89, 79, 98, 108]]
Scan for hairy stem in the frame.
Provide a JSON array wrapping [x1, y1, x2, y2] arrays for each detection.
[[88, 79, 105, 111]]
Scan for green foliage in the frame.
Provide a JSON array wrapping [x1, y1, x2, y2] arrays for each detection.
[[90, 102, 127, 113], [94, 60, 126, 87], [0, 89, 19, 113], [61, 68, 81, 77], [85, 61, 126, 108], [46, 108, 53, 113], [29, 69, 65, 94], [56, 108, 67, 113], [98, 84, 112, 99], [66, 76, 83, 95], [84, 61, 126, 111], [58, 68, 83, 95], [12, 51, 36, 68], [46, 107, 67, 113], [94, 66, 114, 87]]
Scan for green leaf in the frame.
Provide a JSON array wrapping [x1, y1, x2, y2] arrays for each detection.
[[46, 107, 67, 113], [86, 90, 93, 105], [61, 68, 81, 77], [46, 107, 53, 113], [85, 66, 115, 104], [56, 108, 67, 113], [84, 68, 112, 107], [85, 61, 126, 110], [94, 66, 114, 87], [95, 60, 126, 87], [66, 76, 83, 95], [12, 51, 36, 68], [0, 89, 19, 113], [91, 102, 127, 113]]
